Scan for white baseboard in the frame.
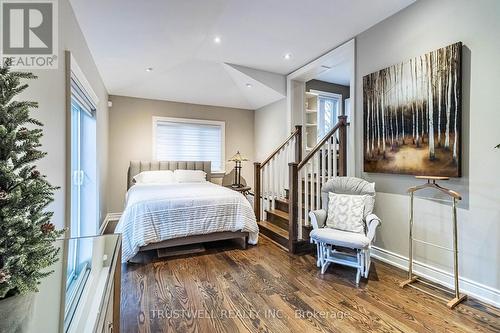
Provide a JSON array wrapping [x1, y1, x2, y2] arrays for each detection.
[[106, 212, 123, 221], [371, 246, 500, 308], [99, 212, 123, 234]]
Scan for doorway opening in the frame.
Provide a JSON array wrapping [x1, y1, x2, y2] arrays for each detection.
[[286, 39, 355, 175]]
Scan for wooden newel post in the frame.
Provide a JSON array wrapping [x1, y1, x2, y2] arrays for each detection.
[[288, 162, 298, 253], [294, 125, 302, 163], [254, 162, 261, 221], [338, 115, 347, 176]]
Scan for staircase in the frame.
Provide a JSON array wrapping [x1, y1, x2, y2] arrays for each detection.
[[254, 116, 348, 253], [258, 197, 290, 249]]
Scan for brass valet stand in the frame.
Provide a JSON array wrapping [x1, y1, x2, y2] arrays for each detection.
[[399, 176, 467, 309]]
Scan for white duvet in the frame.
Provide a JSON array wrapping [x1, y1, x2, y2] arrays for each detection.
[[116, 182, 258, 262]]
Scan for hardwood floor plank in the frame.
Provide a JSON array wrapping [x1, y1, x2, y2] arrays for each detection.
[[121, 238, 500, 333], [137, 271, 151, 333]]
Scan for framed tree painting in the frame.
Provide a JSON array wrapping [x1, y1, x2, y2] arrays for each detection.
[[363, 42, 462, 177]]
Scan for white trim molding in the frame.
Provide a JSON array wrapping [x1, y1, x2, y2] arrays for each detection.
[[99, 213, 123, 235], [371, 246, 500, 308], [70, 53, 99, 106]]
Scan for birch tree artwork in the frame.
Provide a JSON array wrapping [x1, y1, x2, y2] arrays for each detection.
[[363, 42, 462, 177]]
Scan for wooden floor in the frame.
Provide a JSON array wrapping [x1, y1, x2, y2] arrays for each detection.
[[121, 237, 500, 333]]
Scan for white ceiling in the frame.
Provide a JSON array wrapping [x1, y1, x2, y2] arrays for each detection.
[[70, 0, 415, 109], [293, 40, 355, 86], [315, 63, 352, 86]]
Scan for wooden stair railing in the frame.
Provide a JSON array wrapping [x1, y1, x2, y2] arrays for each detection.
[[288, 115, 348, 253], [254, 125, 302, 223]]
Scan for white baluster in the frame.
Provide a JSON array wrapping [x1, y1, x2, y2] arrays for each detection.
[[311, 153, 315, 214], [333, 135, 338, 177], [269, 156, 276, 209], [261, 165, 266, 220], [297, 168, 303, 240], [279, 147, 284, 198], [298, 166, 303, 233], [284, 145, 287, 198], [321, 144, 326, 187], [316, 152, 320, 210], [287, 138, 294, 190], [278, 151, 282, 198], [284, 146, 288, 197], [304, 162, 309, 225], [274, 156, 278, 207], [266, 159, 270, 203], [327, 137, 332, 180]]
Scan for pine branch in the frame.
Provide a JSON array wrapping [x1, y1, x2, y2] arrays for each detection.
[[0, 60, 61, 299]]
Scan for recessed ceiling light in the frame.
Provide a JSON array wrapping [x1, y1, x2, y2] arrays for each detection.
[[145, 67, 153, 72], [246, 83, 253, 88], [283, 53, 292, 60], [213, 36, 221, 44]]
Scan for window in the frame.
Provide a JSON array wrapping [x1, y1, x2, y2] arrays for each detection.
[[315, 91, 342, 141], [153, 117, 225, 173], [65, 59, 98, 329]]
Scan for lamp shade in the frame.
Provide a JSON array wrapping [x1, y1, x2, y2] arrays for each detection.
[[228, 151, 248, 162]]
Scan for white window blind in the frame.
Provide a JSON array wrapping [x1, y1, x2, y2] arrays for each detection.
[[153, 117, 225, 172]]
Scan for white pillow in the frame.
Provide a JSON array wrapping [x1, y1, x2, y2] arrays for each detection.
[[326, 193, 367, 234], [174, 169, 207, 183], [133, 170, 175, 184]]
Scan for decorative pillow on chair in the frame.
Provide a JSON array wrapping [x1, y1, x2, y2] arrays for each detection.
[[326, 193, 367, 234]]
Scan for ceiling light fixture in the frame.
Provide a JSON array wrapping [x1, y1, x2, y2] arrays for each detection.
[[245, 83, 253, 88], [145, 67, 153, 72], [283, 53, 292, 60], [213, 36, 221, 44]]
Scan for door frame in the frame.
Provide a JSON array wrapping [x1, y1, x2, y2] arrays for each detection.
[[286, 38, 356, 175]]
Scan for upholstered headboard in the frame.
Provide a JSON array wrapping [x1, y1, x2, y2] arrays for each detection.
[[127, 160, 211, 189]]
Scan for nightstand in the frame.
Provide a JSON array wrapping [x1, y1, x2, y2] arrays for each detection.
[[225, 185, 252, 195]]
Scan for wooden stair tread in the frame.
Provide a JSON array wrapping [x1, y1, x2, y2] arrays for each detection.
[[275, 197, 289, 204], [258, 221, 289, 239], [265, 209, 289, 221]]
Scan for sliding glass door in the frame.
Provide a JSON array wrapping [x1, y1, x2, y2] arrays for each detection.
[[70, 100, 97, 239], [65, 77, 97, 327]]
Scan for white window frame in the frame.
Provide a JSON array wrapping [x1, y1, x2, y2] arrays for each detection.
[[65, 53, 99, 332], [310, 90, 343, 115], [152, 116, 226, 174], [311, 90, 343, 141]]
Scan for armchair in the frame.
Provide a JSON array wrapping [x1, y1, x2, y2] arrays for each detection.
[[309, 177, 381, 285]]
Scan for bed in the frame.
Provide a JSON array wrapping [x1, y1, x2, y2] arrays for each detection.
[[116, 161, 259, 262]]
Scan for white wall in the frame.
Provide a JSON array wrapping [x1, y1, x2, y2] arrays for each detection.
[[20, 0, 109, 229], [18, 0, 109, 331], [254, 98, 288, 161], [355, 0, 500, 305]]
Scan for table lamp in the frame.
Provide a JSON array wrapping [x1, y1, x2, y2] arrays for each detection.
[[228, 151, 248, 188]]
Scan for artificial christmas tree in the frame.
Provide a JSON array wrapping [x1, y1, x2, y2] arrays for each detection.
[[0, 59, 63, 330]]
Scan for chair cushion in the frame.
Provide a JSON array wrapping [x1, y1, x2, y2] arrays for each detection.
[[320, 177, 376, 216], [326, 193, 366, 233], [310, 228, 370, 249]]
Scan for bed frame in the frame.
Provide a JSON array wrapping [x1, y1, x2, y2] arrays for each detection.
[[126, 160, 249, 258]]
